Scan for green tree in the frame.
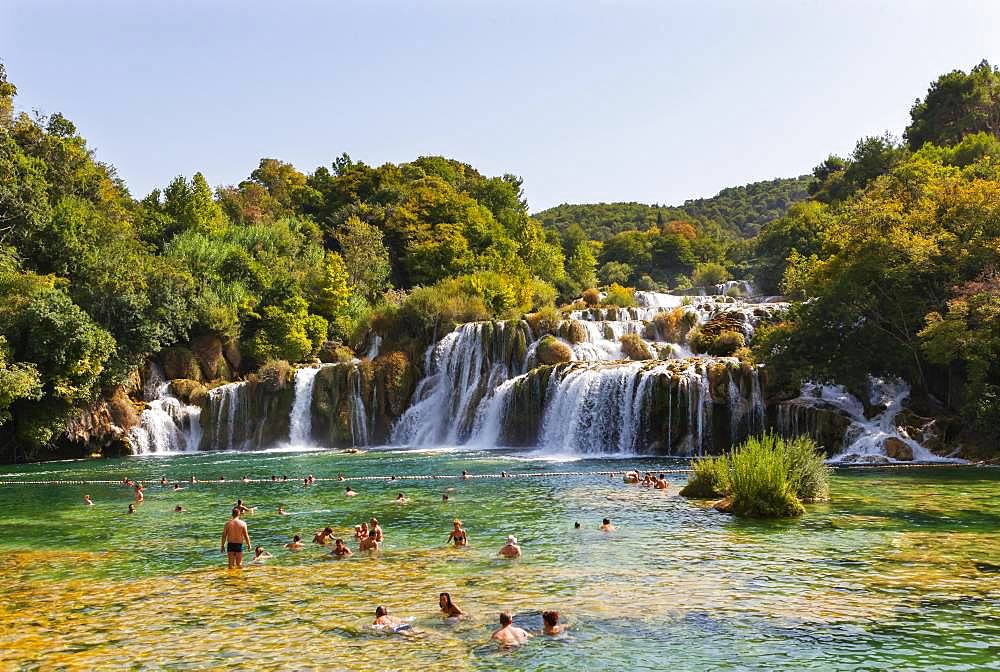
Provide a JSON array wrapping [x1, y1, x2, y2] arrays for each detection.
[[334, 216, 391, 302], [566, 241, 597, 290], [905, 60, 1000, 150]]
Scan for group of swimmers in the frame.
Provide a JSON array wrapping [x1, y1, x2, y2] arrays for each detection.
[[623, 470, 669, 489], [369, 597, 564, 646]]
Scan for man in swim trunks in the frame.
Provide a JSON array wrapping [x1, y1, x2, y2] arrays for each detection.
[[498, 535, 522, 559], [491, 611, 530, 647], [221, 507, 252, 569]]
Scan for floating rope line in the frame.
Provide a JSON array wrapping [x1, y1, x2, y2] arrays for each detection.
[[0, 461, 992, 486]]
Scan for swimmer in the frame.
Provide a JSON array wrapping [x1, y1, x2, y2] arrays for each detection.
[[174, 505, 186, 513], [134, 484, 144, 502], [447, 519, 468, 547], [190, 476, 197, 484], [284, 534, 304, 551], [83, 494, 94, 506], [234, 499, 254, 515], [395, 493, 409, 504], [354, 523, 368, 540], [281, 475, 288, 482], [442, 494, 450, 502], [491, 611, 530, 647], [330, 539, 352, 558], [221, 507, 252, 569], [498, 535, 522, 559], [462, 470, 470, 480], [337, 473, 345, 481], [373, 605, 401, 628], [369, 518, 384, 542], [345, 486, 357, 497], [277, 505, 289, 515], [655, 474, 668, 490], [270, 475, 277, 482], [242, 476, 250, 484], [542, 610, 565, 635], [623, 470, 640, 484], [439, 592, 464, 618], [127, 503, 136, 514], [173, 483, 183, 491], [251, 545, 272, 564], [599, 518, 615, 531], [359, 534, 380, 552], [218, 475, 225, 482], [313, 527, 334, 545], [160, 477, 167, 486], [574, 521, 581, 529]]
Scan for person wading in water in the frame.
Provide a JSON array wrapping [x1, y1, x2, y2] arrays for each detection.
[[221, 508, 252, 569]]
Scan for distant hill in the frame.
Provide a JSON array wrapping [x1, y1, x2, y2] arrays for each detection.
[[534, 175, 814, 240]]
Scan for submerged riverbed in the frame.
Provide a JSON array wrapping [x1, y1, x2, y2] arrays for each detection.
[[0, 448, 998, 670]]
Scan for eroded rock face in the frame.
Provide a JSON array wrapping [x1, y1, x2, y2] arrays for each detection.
[[61, 386, 138, 457], [169, 379, 209, 406], [311, 352, 417, 447], [191, 334, 232, 382], [773, 400, 853, 455]]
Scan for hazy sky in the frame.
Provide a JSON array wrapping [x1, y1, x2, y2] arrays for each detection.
[[3, 1, 999, 211]]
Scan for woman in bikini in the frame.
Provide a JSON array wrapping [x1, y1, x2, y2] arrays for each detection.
[[447, 519, 468, 547]]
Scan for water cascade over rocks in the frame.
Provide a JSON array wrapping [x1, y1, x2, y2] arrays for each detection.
[[392, 291, 777, 455], [289, 365, 328, 445], [128, 364, 202, 454], [777, 378, 963, 463]]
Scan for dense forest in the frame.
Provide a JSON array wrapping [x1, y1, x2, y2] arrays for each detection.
[[0, 58, 998, 460], [536, 175, 812, 241]]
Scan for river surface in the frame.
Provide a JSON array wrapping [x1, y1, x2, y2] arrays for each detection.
[[0, 448, 997, 671]]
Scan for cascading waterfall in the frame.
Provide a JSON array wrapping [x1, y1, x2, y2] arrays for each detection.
[[392, 321, 528, 445], [289, 366, 324, 445], [781, 377, 962, 463], [347, 366, 369, 446], [206, 382, 250, 451], [129, 365, 202, 454]]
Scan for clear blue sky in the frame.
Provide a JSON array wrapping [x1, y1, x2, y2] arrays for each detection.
[[3, 1, 999, 211]]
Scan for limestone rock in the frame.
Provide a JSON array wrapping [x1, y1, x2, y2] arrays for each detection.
[[536, 335, 572, 366], [883, 437, 914, 461]]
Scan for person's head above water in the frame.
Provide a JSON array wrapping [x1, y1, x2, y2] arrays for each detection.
[[574, 521, 581, 529], [293, 534, 301, 542], [174, 505, 182, 512], [543, 611, 559, 627], [375, 606, 387, 617], [506, 535, 517, 545], [439, 592, 454, 608], [499, 611, 512, 626], [323, 526, 333, 535], [232, 508, 240, 518], [254, 545, 264, 555], [603, 518, 610, 525]]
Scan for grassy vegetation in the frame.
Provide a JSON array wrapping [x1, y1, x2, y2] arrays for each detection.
[[680, 433, 830, 518]]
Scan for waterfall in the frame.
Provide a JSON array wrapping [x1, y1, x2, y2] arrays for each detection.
[[129, 369, 202, 454], [207, 382, 250, 451], [391, 321, 528, 445], [289, 366, 323, 445], [365, 334, 382, 360], [348, 366, 369, 446], [782, 377, 962, 463]]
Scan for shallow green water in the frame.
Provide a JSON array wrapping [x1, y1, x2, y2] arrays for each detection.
[[0, 448, 998, 671]]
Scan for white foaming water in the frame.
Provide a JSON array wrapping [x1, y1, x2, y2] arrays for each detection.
[[289, 366, 324, 445], [789, 377, 963, 463], [129, 368, 202, 454], [206, 382, 249, 451], [365, 334, 383, 360]]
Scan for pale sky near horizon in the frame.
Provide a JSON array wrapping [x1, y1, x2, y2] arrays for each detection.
[[3, 1, 999, 212]]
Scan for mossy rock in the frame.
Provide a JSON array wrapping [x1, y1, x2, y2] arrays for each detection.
[[161, 347, 202, 382], [191, 334, 226, 381], [169, 379, 209, 406], [620, 333, 653, 361], [319, 340, 355, 364], [565, 320, 588, 344], [536, 335, 572, 365]]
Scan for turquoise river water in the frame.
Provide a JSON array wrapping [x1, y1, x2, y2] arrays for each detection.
[[0, 447, 998, 671]]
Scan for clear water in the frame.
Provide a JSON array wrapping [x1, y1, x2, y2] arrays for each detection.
[[1, 448, 998, 671]]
